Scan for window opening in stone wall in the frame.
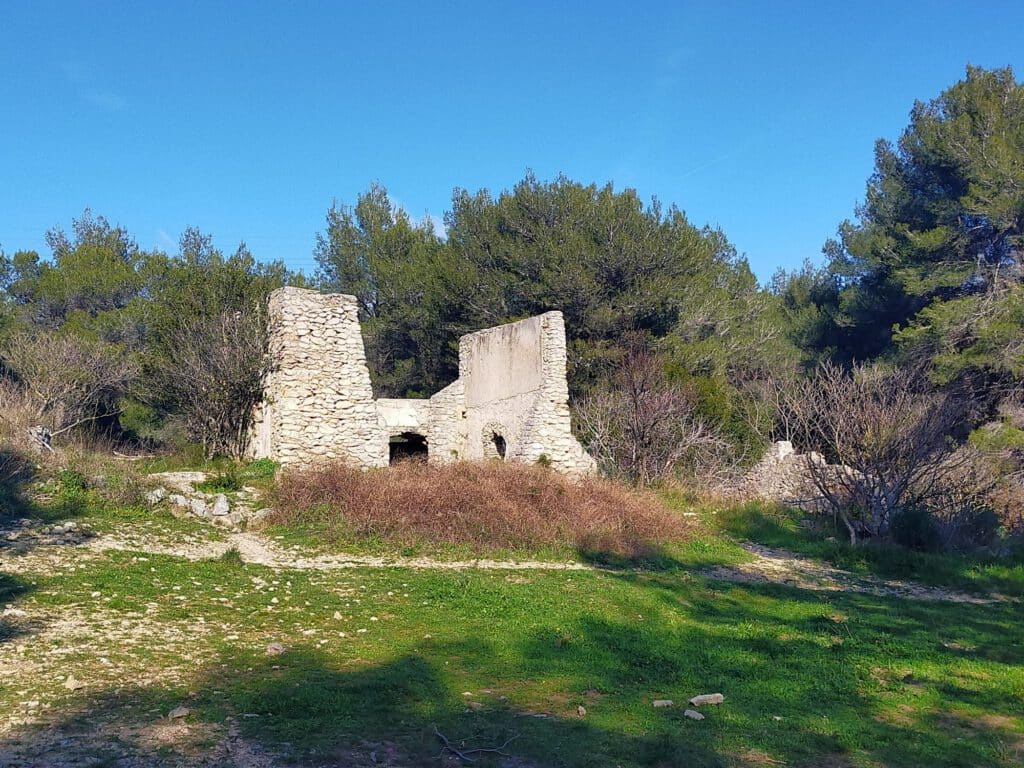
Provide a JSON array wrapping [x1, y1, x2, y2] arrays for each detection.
[[491, 432, 507, 459], [389, 432, 429, 464]]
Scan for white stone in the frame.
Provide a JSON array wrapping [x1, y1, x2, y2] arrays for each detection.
[[248, 288, 595, 475]]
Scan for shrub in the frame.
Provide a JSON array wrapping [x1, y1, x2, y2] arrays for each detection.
[[145, 307, 269, 459], [269, 461, 693, 560], [778, 362, 984, 544], [55, 469, 88, 493], [197, 468, 242, 494], [575, 348, 738, 485], [0, 328, 138, 440], [891, 505, 943, 552]]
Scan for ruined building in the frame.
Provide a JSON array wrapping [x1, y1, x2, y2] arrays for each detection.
[[248, 287, 596, 475]]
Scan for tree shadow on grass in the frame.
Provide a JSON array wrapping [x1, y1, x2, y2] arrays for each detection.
[[0, 645, 729, 768], [0, 571, 36, 645], [0, 461, 98, 557], [2, 572, 1022, 767], [0, 445, 37, 526]]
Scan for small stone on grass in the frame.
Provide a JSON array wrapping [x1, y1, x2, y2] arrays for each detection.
[[689, 693, 724, 706]]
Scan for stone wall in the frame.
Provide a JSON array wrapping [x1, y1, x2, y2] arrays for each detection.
[[249, 287, 387, 467], [458, 312, 595, 475], [740, 440, 856, 511], [250, 288, 595, 475]]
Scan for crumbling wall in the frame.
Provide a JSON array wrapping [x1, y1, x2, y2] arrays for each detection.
[[250, 287, 387, 467], [427, 379, 466, 463], [742, 441, 820, 502], [458, 312, 596, 475], [250, 289, 594, 475]]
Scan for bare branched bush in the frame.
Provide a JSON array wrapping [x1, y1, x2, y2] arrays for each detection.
[[271, 461, 693, 560], [148, 307, 269, 459], [0, 330, 138, 442], [575, 349, 736, 485], [780, 363, 983, 544]]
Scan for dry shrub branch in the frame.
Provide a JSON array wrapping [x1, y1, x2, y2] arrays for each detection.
[[0, 329, 137, 442], [147, 308, 270, 459], [575, 348, 736, 485], [779, 362, 993, 545]]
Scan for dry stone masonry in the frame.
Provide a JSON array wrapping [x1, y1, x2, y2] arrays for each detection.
[[249, 287, 596, 476]]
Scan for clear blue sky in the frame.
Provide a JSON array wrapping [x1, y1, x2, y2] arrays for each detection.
[[2, 1, 1022, 282]]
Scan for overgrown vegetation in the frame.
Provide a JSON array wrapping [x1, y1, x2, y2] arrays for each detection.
[[270, 460, 692, 562]]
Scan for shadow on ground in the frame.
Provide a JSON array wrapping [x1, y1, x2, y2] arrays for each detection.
[[1, 559, 1021, 768], [0, 571, 36, 645]]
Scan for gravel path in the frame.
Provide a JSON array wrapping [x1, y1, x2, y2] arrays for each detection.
[[701, 542, 1012, 604]]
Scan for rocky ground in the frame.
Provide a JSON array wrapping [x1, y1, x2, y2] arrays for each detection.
[[0, 473, 1018, 767]]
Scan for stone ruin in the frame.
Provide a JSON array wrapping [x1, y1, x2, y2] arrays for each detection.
[[741, 440, 824, 502], [248, 287, 597, 476], [740, 440, 861, 511]]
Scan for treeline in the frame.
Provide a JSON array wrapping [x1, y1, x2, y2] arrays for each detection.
[[0, 65, 1021, 547]]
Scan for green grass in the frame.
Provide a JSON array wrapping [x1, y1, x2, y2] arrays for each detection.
[[703, 500, 1024, 598], [259, 516, 752, 572], [5, 548, 1023, 767], [2, 476, 1023, 767]]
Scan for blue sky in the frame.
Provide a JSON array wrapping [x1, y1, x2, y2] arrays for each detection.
[[2, 1, 1022, 282]]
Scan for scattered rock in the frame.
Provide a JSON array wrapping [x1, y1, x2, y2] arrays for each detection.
[[265, 642, 285, 656], [189, 498, 208, 516], [211, 494, 231, 516], [168, 494, 190, 508], [168, 706, 190, 719], [689, 693, 724, 706], [144, 487, 167, 505], [684, 709, 705, 720], [2, 607, 26, 618], [577, 705, 587, 717], [653, 699, 674, 708], [64, 675, 84, 691]]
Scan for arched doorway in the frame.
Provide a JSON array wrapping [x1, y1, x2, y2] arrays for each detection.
[[491, 431, 507, 459]]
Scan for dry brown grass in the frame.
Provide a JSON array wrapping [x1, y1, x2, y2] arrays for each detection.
[[269, 460, 693, 560]]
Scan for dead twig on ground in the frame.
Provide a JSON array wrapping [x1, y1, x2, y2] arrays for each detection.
[[434, 727, 519, 762]]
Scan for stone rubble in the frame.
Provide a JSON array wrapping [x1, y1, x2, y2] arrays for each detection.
[[143, 471, 267, 528]]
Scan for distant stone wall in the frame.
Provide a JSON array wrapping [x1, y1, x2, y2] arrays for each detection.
[[741, 441, 818, 501], [740, 440, 857, 511], [250, 288, 595, 475], [250, 287, 386, 467]]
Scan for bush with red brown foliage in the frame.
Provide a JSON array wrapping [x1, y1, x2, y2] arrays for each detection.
[[269, 460, 692, 560]]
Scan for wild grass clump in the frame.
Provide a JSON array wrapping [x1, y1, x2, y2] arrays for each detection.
[[269, 461, 693, 560]]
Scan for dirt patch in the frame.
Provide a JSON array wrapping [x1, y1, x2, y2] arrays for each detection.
[[702, 543, 1012, 604]]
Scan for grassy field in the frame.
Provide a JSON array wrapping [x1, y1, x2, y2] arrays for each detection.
[[1, 475, 1022, 767]]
